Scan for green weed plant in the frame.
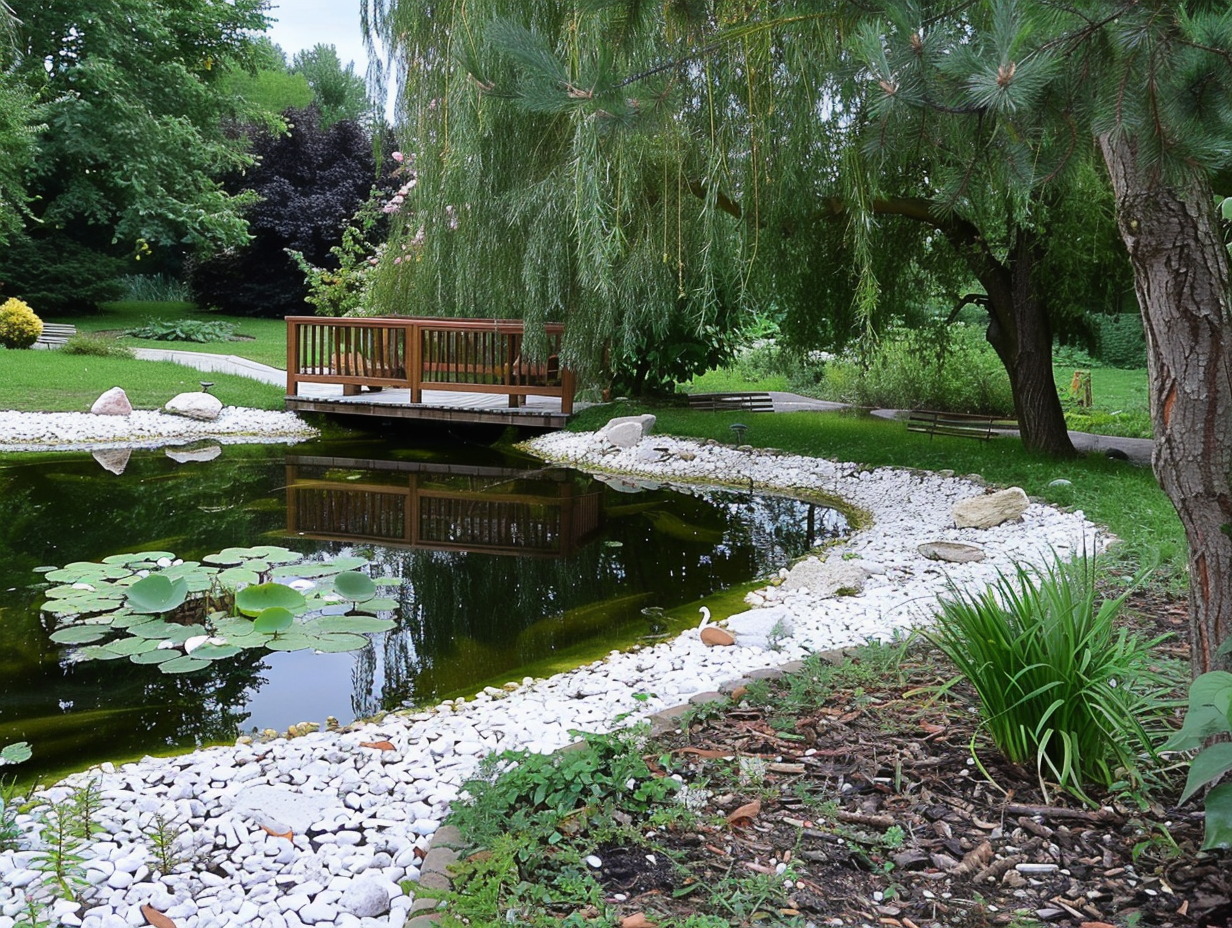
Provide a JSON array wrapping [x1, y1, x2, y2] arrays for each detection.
[[1163, 638, 1232, 850], [928, 555, 1173, 805]]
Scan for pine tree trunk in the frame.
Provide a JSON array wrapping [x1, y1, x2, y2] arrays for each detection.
[[1100, 135, 1232, 677]]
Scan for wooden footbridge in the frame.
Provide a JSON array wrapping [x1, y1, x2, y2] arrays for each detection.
[[284, 317, 579, 428]]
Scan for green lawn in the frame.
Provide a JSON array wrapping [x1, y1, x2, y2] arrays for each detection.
[[569, 402, 1183, 584], [0, 351, 287, 412], [60, 301, 291, 369]]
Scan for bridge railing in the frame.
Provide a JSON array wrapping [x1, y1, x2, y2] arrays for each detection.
[[286, 316, 574, 413]]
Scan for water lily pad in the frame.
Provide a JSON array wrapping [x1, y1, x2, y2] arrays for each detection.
[[109, 610, 149, 628], [102, 637, 160, 656], [126, 619, 177, 639], [265, 633, 315, 651], [311, 632, 369, 653], [45, 562, 131, 583], [189, 642, 243, 660], [128, 649, 178, 665], [218, 567, 261, 587], [236, 583, 306, 617], [248, 545, 303, 564], [77, 646, 126, 661], [375, 577, 402, 587], [127, 575, 189, 614], [159, 656, 211, 674], [252, 607, 295, 634], [213, 617, 257, 636], [315, 615, 395, 634], [353, 597, 399, 614], [201, 550, 242, 566], [50, 626, 109, 644], [333, 571, 376, 602]]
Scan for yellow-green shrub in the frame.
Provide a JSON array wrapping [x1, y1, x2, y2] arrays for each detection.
[[0, 298, 43, 349]]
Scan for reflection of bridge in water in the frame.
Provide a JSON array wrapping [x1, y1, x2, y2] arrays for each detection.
[[284, 456, 605, 558]]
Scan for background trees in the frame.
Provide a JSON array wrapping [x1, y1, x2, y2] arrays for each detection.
[[189, 108, 395, 317], [853, 0, 1232, 677], [0, 1, 35, 247], [0, 0, 270, 312]]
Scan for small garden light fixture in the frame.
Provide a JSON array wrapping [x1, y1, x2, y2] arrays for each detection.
[[729, 422, 748, 443]]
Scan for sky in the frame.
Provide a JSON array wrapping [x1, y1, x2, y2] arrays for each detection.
[[263, 0, 396, 117], [264, 0, 371, 75]]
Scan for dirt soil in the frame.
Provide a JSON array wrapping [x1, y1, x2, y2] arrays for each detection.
[[593, 590, 1232, 928]]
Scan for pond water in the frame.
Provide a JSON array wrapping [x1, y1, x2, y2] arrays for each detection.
[[0, 434, 846, 779]]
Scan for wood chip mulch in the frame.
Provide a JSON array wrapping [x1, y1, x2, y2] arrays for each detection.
[[593, 591, 1232, 928]]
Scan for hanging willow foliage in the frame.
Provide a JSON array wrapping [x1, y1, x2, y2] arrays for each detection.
[[358, 1, 900, 382]]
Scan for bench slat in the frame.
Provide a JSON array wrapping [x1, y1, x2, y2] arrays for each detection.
[[905, 409, 1017, 441], [688, 392, 775, 412]]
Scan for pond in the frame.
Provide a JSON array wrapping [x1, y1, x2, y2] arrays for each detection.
[[0, 433, 846, 780]]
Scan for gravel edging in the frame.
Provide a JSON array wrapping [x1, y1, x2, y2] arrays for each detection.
[[0, 407, 318, 453]]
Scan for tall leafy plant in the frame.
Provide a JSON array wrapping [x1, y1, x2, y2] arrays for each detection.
[[928, 556, 1171, 804], [1164, 641, 1232, 850]]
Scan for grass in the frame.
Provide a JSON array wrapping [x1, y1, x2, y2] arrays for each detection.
[[0, 351, 287, 412], [685, 368, 792, 394], [568, 402, 1184, 583], [685, 353, 1153, 438], [62, 302, 290, 369]]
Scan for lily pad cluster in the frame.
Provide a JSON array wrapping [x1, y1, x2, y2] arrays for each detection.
[[37, 546, 401, 674]]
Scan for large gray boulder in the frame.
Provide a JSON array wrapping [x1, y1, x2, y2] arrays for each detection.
[[952, 487, 1030, 529], [723, 605, 795, 649], [917, 541, 987, 563], [164, 391, 223, 421], [90, 387, 132, 417], [598, 414, 657, 448], [231, 785, 344, 835], [782, 557, 872, 597]]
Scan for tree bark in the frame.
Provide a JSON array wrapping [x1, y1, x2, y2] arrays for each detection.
[[1100, 135, 1232, 677], [975, 230, 1076, 457]]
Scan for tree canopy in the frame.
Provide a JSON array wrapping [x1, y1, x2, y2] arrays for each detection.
[[291, 44, 373, 129], [7, 0, 269, 255]]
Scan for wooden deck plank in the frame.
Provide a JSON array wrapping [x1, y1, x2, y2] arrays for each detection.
[[285, 383, 582, 428]]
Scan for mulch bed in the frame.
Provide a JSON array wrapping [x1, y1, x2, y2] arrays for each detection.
[[591, 590, 1232, 927]]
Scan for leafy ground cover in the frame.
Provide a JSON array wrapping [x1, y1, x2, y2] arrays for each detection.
[[425, 594, 1230, 928], [0, 351, 285, 412]]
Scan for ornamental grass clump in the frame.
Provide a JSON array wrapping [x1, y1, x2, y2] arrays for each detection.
[[0, 297, 43, 348], [929, 555, 1171, 805]]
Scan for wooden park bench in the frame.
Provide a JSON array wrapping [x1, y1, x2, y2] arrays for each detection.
[[905, 409, 1018, 441], [35, 323, 77, 348], [687, 392, 775, 413]]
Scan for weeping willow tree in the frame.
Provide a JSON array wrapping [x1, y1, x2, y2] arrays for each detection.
[[360, 1, 1138, 450]]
